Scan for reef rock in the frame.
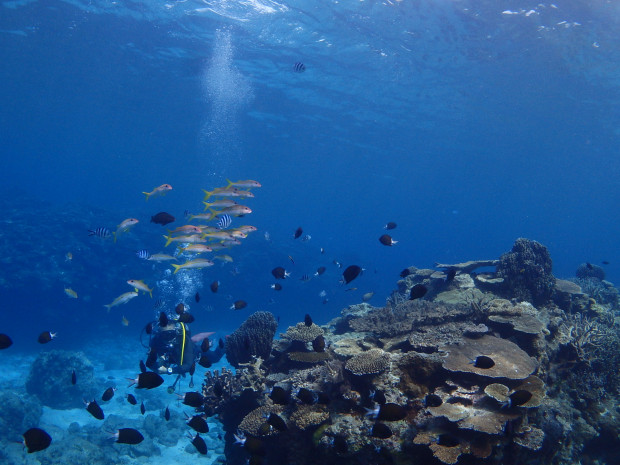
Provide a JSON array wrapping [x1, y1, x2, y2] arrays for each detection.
[[25, 350, 97, 409], [0, 389, 42, 438], [226, 311, 277, 368]]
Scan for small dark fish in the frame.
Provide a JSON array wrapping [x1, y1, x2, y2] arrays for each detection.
[[267, 413, 288, 431], [189, 362, 196, 376], [445, 268, 457, 282], [341, 265, 362, 284], [296, 387, 316, 405], [159, 312, 168, 327], [400, 268, 411, 278], [270, 386, 290, 405], [210, 280, 219, 293], [213, 380, 224, 397], [271, 283, 282, 291], [102, 387, 116, 402], [258, 422, 272, 436], [181, 392, 204, 408], [0, 333, 12, 349], [315, 266, 326, 276], [86, 400, 105, 420], [272, 266, 288, 279], [378, 403, 406, 421], [332, 435, 348, 454], [317, 392, 331, 405], [508, 389, 533, 407], [136, 249, 151, 260], [312, 334, 325, 352], [151, 212, 175, 226], [140, 401, 146, 415], [586, 262, 593, 270], [71, 370, 76, 385], [129, 371, 164, 389], [37, 331, 56, 344], [231, 300, 247, 310], [424, 393, 442, 408], [409, 284, 427, 300], [145, 322, 153, 335], [371, 422, 392, 439], [244, 437, 266, 456], [379, 234, 397, 246], [153, 299, 165, 310], [201, 339, 210, 352], [178, 313, 195, 324], [218, 338, 225, 349], [191, 433, 208, 455], [293, 226, 303, 238], [602, 260, 610, 265], [23, 427, 52, 453], [88, 227, 111, 238], [187, 415, 209, 433], [300, 274, 311, 282], [126, 394, 137, 405], [293, 62, 305, 73], [372, 390, 386, 405], [216, 214, 232, 230], [195, 292, 200, 303], [164, 406, 170, 421], [384, 222, 397, 230], [116, 428, 144, 445], [175, 303, 185, 315], [198, 355, 212, 368], [139, 360, 147, 373], [304, 314, 313, 326], [472, 355, 495, 369]]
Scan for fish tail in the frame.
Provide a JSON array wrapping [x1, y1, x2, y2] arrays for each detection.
[[171, 264, 181, 274], [113, 232, 117, 243], [202, 202, 210, 212], [142, 192, 150, 201], [149, 290, 153, 298], [202, 189, 212, 201], [209, 208, 221, 218], [164, 235, 173, 247], [126, 377, 137, 387], [104, 304, 111, 313], [226, 179, 234, 188]]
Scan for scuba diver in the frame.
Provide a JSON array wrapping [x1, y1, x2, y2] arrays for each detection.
[[143, 305, 226, 391]]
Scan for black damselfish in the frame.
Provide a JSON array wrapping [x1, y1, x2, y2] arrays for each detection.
[[116, 428, 144, 445], [198, 355, 212, 368], [0, 333, 13, 349], [267, 413, 288, 431], [129, 371, 164, 389], [296, 387, 316, 405], [342, 265, 362, 284], [23, 427, 52, 453], [371, 422, 392, 439], [37, 331, 56, 344], [472, 355, 495, 369], [164, 406, 170, 421], [270, 386, 290, 405], [140, 401, 146, 415], [272, 267, 287, 279], [409, 284, 427, 300], [86, 400, 104, 420], [102, 387, 116, 402], [151, 212, 175, 226], [181, 392, 204, 408], [294, 226, 303, 238], [71, 370, 77, 385], [126, 394, 137, 405], [304, 314, 313, 327], [378, 403, 406, 421], [187, 414, 209, 433], [312, 335, 326, 353], [191, 433, 208, 455]]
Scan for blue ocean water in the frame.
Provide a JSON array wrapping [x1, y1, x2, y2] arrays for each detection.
[[1, 0, 619, 463]]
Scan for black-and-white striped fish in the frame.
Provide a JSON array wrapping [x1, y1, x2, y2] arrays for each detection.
[[88, 227, 111, 238], [136, 249, 151, 260], [216, 214, 232, 230], [293, 62, 305, 73], [300, 274, 311, 282], [153, 298, 165, 309]]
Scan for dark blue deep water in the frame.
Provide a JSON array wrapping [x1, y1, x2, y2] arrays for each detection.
[[1, 1, 619, 464]]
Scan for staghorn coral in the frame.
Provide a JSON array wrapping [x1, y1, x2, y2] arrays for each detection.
[[344, 348, 391, 376], [226, 311, 277, 368], [496, 238, 555, 305], [557, 313, 605, 363]]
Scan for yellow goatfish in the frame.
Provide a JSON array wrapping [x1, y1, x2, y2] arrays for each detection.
[[168, 225, 202, 235], [104, 291, 139, 311], [147, 253, 178, 262], [178, 244, 213, 254], [64, 288, 78, 299], [121, 315, 129, 326], [214, 254, 233, 263], [143, 184, 172, 201], [164, 234, 206, 247], [171, 259, 214, 274], [114, 218, 139, 242], [226, 179, 261, 189], [202, 187, 254, 201], [127, 279, 153, 298]]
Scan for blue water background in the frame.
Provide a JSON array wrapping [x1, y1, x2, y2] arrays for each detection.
[[1, 0, 619, 350]]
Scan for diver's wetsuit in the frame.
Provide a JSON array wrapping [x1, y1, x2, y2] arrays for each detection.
[[146, 322, 226, 374]]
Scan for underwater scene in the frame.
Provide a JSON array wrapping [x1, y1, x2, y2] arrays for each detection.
[[1, 1, 620, 464]]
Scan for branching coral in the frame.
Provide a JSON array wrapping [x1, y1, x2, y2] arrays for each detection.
[[557, 313, 605, 363]]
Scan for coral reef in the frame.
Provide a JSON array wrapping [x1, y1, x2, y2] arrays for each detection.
[[25, 350, 97, 409], [225, 311, 278, 368], [203, 239, 620, 465], [576, 263, 605, 280], [496, 237, 556, 305], [0, 389, 42, 439]]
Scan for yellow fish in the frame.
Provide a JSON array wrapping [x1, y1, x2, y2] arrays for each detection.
[[178, 244, 213, 254], [64, 288, 78, 299], [104, 291, 139, 311], [171, 259, 214, 274], [114, 218, 139, 242], [147, 254, 177, 262], [121, 315, 129, 326], [225, 179, 262, 189], [143, 183, 172, 201], [127, 280, 153, 298], [65, 252, 73, 262], [164, 234, 207, 247], [214, 254, 233, 263]]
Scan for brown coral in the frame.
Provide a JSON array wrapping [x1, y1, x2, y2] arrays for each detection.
[[345, 348, 390, 376], [239, 405, 282, 436], [486, 299, 545, 335], [287, 351, 331, 363], [441, 335, 536, 380], [282, 322, 324, 343], [289, 405, 329, 430]]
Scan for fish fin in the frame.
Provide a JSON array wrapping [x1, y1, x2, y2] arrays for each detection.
[[226, 179, 234, 188], [209, 208, 221, 218], [142, 192, 150, 201], [113, 232, 117, 243], [202, 189, 212, 201], [202, 202, 211, 212], [171, 264, 181, 274], [149, 291, 153, 298], [164, 235, 173, 247]]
